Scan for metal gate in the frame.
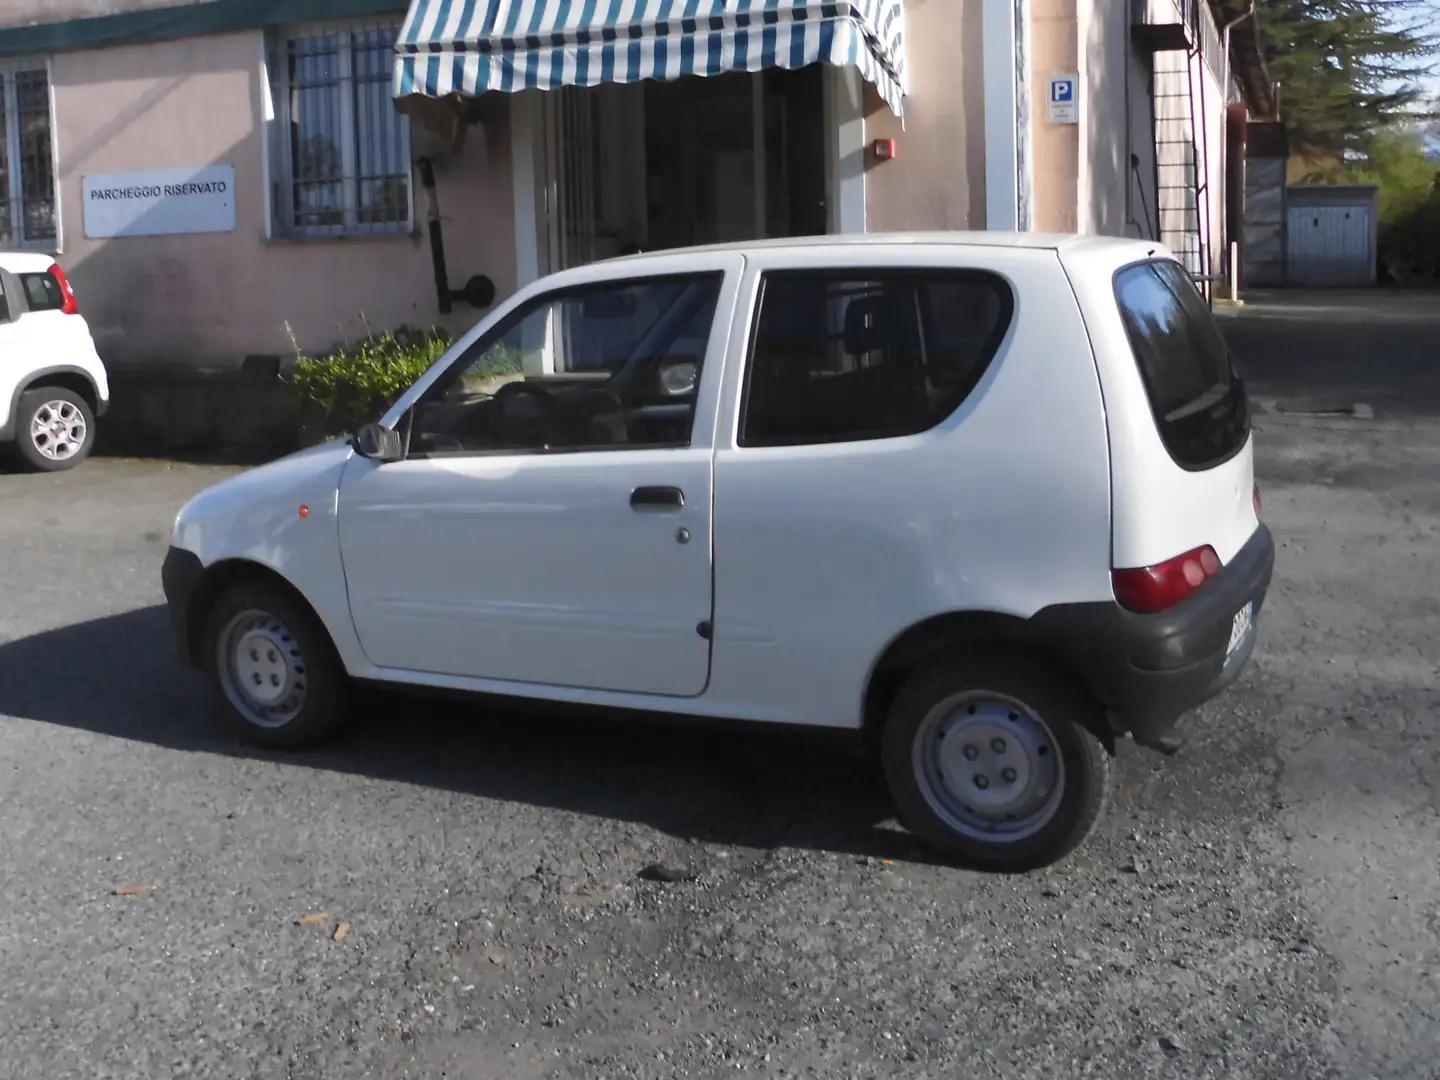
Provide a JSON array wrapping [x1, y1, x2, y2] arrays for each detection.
[[1286, 204, 1372, 286]]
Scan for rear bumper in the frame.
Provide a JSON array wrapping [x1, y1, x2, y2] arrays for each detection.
[[1031, 523, 1275, 749], [161, 545, 204, 668]]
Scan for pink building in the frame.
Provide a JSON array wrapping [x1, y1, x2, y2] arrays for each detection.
[[0, 0, 1272, 374]]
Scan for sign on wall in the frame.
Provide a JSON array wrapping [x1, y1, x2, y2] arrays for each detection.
[[82, 165, 237, 239], [1046, 75, 1078, 124]]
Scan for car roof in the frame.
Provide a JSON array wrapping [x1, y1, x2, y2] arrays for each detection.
[[0, 251, 56, 273], [599, 231, 1171, 264]]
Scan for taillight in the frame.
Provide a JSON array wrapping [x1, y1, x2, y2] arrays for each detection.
[[1112, 545, 1222, 614], [49, 263, 79, 315], [1253, 483, 1262, 518]]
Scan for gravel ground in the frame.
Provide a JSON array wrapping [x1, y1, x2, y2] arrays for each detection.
[[1, 293, 1437, 1079]]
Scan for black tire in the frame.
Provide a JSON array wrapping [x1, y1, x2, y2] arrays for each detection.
[[881, 649, 1111, 872], [11, 386, 95, 472], [200, 580, 352, 750]]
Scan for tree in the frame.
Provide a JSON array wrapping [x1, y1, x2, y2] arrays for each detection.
[[1257, 0, 1438, 165], [1342, 129, 1440, 223]]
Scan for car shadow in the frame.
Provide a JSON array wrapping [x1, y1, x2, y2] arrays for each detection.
[[0, 606, 932, 864]]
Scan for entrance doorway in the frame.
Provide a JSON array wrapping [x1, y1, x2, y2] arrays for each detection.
[[539, 66, 828, 272]]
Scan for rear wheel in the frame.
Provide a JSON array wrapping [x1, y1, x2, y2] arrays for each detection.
[[10, 386, 95, 472], [881, 649, 1111, 871], [201, 580, 352, 749]]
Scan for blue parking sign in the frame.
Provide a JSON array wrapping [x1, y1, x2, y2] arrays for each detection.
[[1046, 74, 1079, 123]]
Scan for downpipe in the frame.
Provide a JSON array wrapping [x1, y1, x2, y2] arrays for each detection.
[[414, 156, 497, 316]]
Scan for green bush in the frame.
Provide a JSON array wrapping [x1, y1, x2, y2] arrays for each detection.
[[1334, 132, 1440, 284], [287, 323, 451, 443]]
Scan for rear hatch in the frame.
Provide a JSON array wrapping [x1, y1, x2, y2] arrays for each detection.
[[1075, 252, 1260, 589]]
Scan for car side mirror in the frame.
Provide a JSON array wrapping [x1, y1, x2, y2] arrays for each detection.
[[352, 422, 404, 463]]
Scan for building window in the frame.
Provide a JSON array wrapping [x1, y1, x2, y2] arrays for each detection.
[[268, 22, 412, 238], [0, 63, 57, 249]]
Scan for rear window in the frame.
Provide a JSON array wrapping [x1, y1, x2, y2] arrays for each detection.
[[1114, 259, 1250, 469], [20, 271, 64, 313]]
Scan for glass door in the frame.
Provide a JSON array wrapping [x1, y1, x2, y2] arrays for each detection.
[[541, 86, 600, 272], [540, 66, 829, 267]]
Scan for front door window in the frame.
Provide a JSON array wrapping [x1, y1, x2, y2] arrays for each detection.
[[405, 272, 723, 457]]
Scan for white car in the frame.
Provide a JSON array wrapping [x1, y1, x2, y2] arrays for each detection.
[[0, 252, 109, 471], [162, 233, 1273, 871]]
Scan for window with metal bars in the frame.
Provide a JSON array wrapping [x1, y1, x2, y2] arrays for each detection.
[[267, 21, 413, 238], [0, 62, 57, 249]]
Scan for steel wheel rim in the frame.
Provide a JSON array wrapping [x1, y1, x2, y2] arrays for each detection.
[[30, 400, 87, 460], [217, 610, 308, 728], [911, 690, 1066, 842]]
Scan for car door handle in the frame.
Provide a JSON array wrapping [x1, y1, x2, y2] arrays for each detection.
[[631, 486, 684, 510]]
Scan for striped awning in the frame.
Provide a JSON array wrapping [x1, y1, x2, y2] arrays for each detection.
[[393, 0, 907, 117]]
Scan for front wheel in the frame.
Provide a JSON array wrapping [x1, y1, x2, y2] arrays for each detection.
[[881, 650, 1111, 871], [201, 581, 352, 749]]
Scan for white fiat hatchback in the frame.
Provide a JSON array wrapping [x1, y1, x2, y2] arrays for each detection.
[[163, 233, 1273, 871]]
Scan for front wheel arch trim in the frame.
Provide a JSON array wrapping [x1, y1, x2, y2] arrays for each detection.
[[186, 559, 344, 675]]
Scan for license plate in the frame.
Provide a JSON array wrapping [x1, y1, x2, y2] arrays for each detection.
[[1225, 601, 1254, 661]]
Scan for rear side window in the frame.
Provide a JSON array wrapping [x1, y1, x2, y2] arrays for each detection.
[[739, 269, 1014, 447], [1114, 259, 1250, 469], [21, 271, 64, 313]]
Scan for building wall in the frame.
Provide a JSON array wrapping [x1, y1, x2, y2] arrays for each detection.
[[1080, 0, 1157, 239], [865, 0, 987, 232], [1029, 0, 1079, 232], [1034, 0, 1232, 262], [48, 29, 515, 370]]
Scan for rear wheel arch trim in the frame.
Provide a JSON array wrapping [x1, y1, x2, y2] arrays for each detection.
[[3, 367, 102, 438], [861, 609, 1112, 750]]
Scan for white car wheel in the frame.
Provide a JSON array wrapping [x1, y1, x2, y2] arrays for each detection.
[[12, 387, 95, 472]]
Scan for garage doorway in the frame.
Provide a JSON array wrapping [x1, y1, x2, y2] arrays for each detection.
[[1285, 188, 1379, 287]]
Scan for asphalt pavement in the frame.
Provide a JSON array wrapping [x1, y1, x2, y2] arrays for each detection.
[[1, 290, 1437, 1079]]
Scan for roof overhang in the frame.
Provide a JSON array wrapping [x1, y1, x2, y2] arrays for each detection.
[[1207, 0, 1275, 118]]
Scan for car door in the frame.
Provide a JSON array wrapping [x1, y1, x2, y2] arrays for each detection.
[[335, 254, 744, 697]]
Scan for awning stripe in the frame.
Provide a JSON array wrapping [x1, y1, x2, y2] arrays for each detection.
[[394, 0, 906, 115]]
